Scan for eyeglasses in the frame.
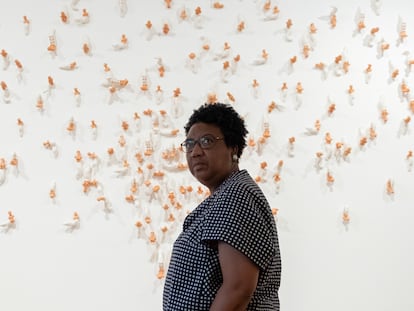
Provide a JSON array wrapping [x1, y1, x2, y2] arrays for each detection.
[[181, 134, 224, 153]]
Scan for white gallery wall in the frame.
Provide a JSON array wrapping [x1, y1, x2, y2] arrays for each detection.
[[1, 0, 413, 310]]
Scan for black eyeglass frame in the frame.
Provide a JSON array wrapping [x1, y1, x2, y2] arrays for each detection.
[[181, 134, 224, 153]]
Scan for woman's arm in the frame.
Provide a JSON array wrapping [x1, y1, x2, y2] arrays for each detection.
[[210, 241, 259, 311]]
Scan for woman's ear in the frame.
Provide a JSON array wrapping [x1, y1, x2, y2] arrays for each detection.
[[231, 147, 239, 162]]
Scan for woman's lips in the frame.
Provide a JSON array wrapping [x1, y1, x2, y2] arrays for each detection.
[[192, 162, 207, 170]]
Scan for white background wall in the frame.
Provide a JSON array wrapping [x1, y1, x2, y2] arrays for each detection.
[[1, 0, 414, 310]]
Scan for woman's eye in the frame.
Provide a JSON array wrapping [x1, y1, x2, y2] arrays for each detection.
[[201, 137, 213, 145]]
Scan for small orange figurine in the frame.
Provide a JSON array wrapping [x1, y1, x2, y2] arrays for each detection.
[[353, 8, 365, 35], [17, 118, 24, 137], [148, 231, 157, 244], [1, 81, 8, 91], [314, 62, 327, 79], [377, 39, 390, 58], [8, 211, 15, 224], [347, 84, 355, 105], [400, 80, 410, 98], [399, 116, 411, 136], [76, 9, 90, 25], [314, 151, 323, 172], [113, 34, 128, 50], [342, 61, 350, 74], [59, 61, 78, 71], [178, 7, 189, 21], [74, 150, 83, 163], [66, 117, 76, 137], [47, 76, 55, 91], [251, 79, 260, 97], [226, 92, 235, 104], [1, 211, 16, 232], [49, 183, 57, 201], [369, 124, 377, 141], [295, 82, 303, 94], [73, 87, 81, 106], [164, 0, 172, 9], [162, 22, 170, 35], [1, 49, 10, 70], [0, 211, 16, 233], [82, 41, 91, 55], [1, 81, 10, 102], [397, 17, 408, 46], [213, 2, 224, 9], [0, 157, 6, 172], [327, 103, 336, 116], [364, 64, 372, 83], [158, 64, 165, 77], [302, 44, 310, 58], [237, 20, 245, 33], [408, 100, 414, 114], [342, 208, 350, 226], [390, 67, 399, 81], [348, 84, 355, 95], [288, 136, 295, 157], [326, 170, 335, 188], [173, 87, 181, 98], [309, 23, 317, 34], [36, 95, 45, 112], [9, 153, 18, 169], [23, 15, 30, 35], [64, 212, 80, 232], [262, 122, 271, 139], [380, 108, 389, 123], [157, 263, 165, 279], [342, 146, 352, 161], [325, 132, 332, 145], [60, 11, 69, 24], [267, 101, 277, 113], [370, 27, 379, 35], [406, 150, 413, 172], [359, 136, 367, 148], [14, 59, 23, 72], [286, 18, 293, 30], [330, 15, 337, 29], [386, 179, 394, 196]]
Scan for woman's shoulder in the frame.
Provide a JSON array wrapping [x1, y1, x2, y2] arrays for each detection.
[[225, 170, 264, 194], [224, 169, 253, 187], [216, 170, 268, 207]]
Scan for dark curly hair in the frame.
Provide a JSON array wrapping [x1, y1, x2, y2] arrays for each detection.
[[184, 103, 248, 159]]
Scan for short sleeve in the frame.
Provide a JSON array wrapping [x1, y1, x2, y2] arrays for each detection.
[[201, 186, 275, 270]]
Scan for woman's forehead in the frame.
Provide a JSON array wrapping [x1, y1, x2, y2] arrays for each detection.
[[187, 122, 221, 136]]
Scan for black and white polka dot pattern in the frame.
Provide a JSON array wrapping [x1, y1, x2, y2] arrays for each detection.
[[163, 170, 281, 311]]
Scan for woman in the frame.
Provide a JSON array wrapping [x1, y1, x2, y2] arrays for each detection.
[[163, 103, 281, 310]]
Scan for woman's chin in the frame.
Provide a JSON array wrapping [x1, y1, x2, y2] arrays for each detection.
[[192, 169, 209, 183]]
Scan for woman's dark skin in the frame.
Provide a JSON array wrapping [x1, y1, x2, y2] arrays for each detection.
[[185, 122, 259, 311]]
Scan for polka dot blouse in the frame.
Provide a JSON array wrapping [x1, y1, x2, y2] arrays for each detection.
[[163, 169, 281, 311]]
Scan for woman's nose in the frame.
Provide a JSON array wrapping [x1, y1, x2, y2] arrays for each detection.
[[189, 141, 204, 155]]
